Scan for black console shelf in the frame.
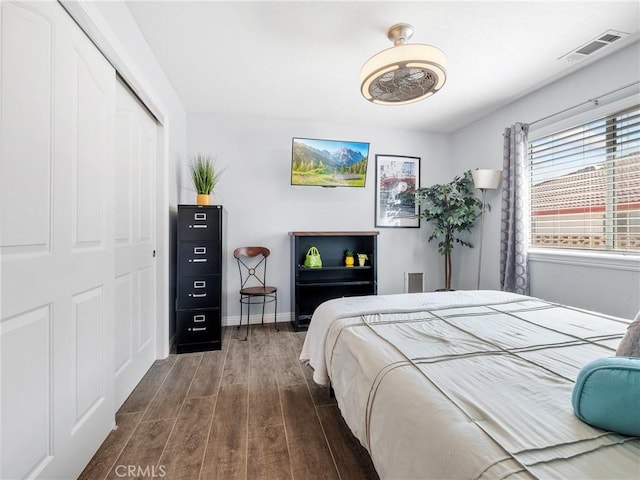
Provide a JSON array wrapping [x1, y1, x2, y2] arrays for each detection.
[[289, 231, 378, 331]]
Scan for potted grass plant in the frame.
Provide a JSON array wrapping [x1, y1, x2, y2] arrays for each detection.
[[413, 170, 483, 291], [189, 154, 223, 205]]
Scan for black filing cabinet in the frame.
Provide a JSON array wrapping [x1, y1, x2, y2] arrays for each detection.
[[176, 205, 222, 353]]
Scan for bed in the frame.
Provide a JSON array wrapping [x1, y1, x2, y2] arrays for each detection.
[[300, 290, 640, 479]]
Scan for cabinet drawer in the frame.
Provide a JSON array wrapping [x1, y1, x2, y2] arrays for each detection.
[[177, 309, 221, 346], [177, 274, 220, 309], [178, 206, 221, 242], [178, 242, 220, 275]]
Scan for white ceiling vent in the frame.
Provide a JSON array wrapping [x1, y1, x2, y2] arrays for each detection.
[[559, 29, 629, 63]]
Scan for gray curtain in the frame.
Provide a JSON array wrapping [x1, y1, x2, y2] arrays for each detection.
[[500, 123, 530, 295]]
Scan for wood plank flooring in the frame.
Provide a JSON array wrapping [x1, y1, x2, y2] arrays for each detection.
[[79, 323, 379, 480]]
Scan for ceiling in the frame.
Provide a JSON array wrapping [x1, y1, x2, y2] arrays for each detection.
[[125, 1, 640, 133]]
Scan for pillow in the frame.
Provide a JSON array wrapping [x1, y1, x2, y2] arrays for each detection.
[[572, 357, 640, 436], [616, 310, 640, 357]]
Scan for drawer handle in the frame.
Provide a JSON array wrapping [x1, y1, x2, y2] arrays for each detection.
[[190, 258, 207, 263], [194, 213, 207, 220], [190, 327, 207, 332], [193, 315, 206, 323], [190, 224, 208, 229], [194, 281, 206, 288], [194, 247, 207, 254], [190, 293, 207, 298]]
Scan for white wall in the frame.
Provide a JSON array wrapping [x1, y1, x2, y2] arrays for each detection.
[[449, 41, 640, 319], [80, 2, 639, 323], [187, 114, 451, 324], [86, 1, 187, 207]]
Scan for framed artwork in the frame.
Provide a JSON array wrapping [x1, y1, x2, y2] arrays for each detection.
[[375, 154, 420, 228]]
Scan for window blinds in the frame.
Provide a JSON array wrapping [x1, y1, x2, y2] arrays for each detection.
[[528, 105, 640, 253]]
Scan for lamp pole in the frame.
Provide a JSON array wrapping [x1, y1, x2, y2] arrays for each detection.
[[476, 188, 488, 290], [471, 169, 502, 291]]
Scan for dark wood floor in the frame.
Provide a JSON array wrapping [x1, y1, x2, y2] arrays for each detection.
[[79, 323, 379, 480]]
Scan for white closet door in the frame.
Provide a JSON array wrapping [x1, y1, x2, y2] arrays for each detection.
[[114, 79, 157, 408], [1, 2, 115, 479]]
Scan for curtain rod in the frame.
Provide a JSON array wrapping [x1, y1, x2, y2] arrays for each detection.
[[529, 80, 640, 127]]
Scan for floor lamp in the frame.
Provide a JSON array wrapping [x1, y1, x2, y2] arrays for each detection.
[[471, 169, 503, 290]]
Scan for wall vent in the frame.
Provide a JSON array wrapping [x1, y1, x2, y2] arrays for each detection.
[[559, 29, 629, 63], [404, 272, 424, 293]]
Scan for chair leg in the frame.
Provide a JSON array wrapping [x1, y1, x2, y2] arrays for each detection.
[[244, 299, 250, 341], [274, 294, 279, 332], [261, 297, 266, 325], [238, 297, 243, 330]]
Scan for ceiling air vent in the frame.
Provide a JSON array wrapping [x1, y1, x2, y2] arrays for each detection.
[[559, 29, 629, 63]]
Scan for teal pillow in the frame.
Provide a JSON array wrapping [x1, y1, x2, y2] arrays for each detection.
[[572, 357, 640, 436]]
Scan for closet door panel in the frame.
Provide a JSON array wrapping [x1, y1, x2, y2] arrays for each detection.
[[115, 273, 134, 375], [0, 4, 57, 479], [1, 2, 116, 479], [48, 8, 116, 479], [115, 111, 133, 245], [138, 120, 155, 242], [138, 265, 155, 350], [113, 79, 157, 408], [0, 1, 52, 257], [71, 287, 106, 430], [72, 51, 109, 249], [0, 307, 52, 480]]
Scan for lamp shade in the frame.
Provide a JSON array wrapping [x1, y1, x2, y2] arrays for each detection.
[[472, 169, 502, 190]]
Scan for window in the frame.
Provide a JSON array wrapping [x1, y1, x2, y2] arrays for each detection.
[[528, 105, 640, 253]]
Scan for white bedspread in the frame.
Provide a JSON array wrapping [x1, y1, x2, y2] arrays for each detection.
[[300, 291, 639, 479], [300, 290, 525, 385]]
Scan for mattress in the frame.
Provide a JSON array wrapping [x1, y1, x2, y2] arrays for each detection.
[[300, 291, 639, 479]]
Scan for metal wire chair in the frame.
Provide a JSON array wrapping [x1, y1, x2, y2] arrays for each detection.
[[233, 246, 278, 341]]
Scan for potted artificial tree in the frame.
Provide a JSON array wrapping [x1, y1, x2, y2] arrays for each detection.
[[189, 154, 223, 205], [413, 170, 483, 291]]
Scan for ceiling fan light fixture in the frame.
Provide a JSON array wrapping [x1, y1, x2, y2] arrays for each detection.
[[360, 23, 447, 105]]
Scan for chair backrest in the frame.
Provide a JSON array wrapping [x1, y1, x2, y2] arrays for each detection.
[[233, 246, 271, 289]]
